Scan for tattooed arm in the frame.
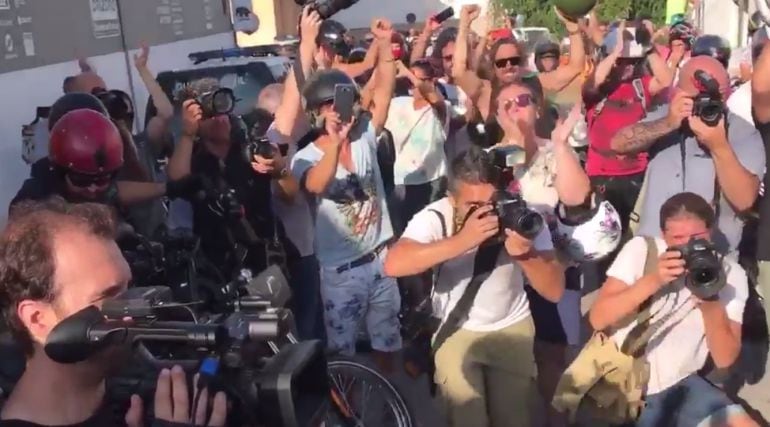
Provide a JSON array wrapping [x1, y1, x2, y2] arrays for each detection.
[[610, 117, 679, 155]]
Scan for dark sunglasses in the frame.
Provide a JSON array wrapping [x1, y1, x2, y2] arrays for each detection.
[[494, 56, 522, 68], [502, 94, 534, 110], [67, 172, 115, 188]]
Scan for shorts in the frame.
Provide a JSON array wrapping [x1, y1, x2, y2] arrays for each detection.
[[636, 375, 746, 427], [526, 266, 582, 345], [320, 249, 402, 356]]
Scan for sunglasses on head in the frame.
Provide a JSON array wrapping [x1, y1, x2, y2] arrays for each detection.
[[66, 171, 115, 188], [502, 94, 534, 110], [494, 56, 522, 68]]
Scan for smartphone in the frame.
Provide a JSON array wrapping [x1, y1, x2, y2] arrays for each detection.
[[434, 6, 454, 24], [334, 84, 356, 123]]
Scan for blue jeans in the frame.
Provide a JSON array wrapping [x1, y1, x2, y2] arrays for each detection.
[[635, 375, 745, 427], [288, 255, 326, 344]]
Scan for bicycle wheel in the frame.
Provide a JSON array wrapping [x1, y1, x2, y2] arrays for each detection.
[[324, 359, 414, 427]]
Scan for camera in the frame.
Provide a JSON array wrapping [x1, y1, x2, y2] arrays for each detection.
[[668, 238, 725, 300], [93, 89, 135, 123], [44, 267, 331, 427], [492, 190, 544, 240], [294, 0, 359, 19], [197, 87, 236, 118], [692, 70, 725, 127], [242, 108, 277, 163]]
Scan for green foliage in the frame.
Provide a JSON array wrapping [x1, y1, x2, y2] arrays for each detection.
[[493, 0, 666, 36]]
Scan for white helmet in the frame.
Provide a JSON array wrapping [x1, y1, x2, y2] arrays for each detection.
[[568, 112, 588, 148], [552, 193, 622, 262]]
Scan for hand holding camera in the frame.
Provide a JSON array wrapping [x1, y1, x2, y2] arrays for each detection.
[[689, 114, 728, 150], [124, 366, 227, 427], [457, 204, 499, 250], [664, 238, 725, 300], [181, 99, 203, 138], [654, 250, 686, 287], [504, 228, 534, 258], [250, 143, 288, 179], [299, 7, 322, 50], [666, 90, 694, 129]]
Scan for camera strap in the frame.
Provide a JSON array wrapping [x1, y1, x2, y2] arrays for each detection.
[[432, 239, 504, 353]]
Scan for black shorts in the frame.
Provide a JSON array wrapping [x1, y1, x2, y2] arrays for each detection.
[[526, 266, 581, 344]]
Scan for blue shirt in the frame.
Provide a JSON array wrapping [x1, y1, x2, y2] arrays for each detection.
[[291, 120, 393, 267]]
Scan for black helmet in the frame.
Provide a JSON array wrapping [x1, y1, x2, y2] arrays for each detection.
[[534, 41, 560, 59], [692, 35, 731, 68], [48, 93, 109, 131], [317, 19, 350, 57], [302, 69, 358, 111]]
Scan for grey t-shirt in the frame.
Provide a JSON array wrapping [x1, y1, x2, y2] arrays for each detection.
[[637, 108, 765, 255]]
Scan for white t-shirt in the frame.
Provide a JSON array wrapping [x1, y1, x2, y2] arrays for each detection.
[[267, 126, 315, 258], [606, 236, 749, 395], [385, 96, 450, 186], [402, 197, 554, 332]]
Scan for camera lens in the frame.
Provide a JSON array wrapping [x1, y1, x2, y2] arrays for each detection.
[[212, 89, 235, 115], [691, 267, 717, 285]]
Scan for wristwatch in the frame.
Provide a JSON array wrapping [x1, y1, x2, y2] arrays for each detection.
[[275, 167, 289, 179]]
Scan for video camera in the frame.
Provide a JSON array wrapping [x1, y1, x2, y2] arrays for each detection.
[[667, 238, 725, 300], [43, 267, 330, 427], [692, 70, 725, 127], [294, 0, 359, 19]]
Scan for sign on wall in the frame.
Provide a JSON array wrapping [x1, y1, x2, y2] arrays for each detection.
[[0, 0, 233, 75]]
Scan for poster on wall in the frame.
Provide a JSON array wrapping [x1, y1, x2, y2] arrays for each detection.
[[90, 0, 121, 39]]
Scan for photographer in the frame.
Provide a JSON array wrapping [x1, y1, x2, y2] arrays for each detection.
[[290, 18, 398, 367], [383, 145, 564, 427], [166, 77, 297, 279], [0, 199, 225, 426], [611, 56, 765, 256], [588, 192, 753, 426]]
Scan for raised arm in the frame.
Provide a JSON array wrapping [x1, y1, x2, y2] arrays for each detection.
[[552, 106, 591, 206], [409, 17, 440, 63], [451, 5, 485, 103], [273, 8, 320, 141], [539, 8, 585, 93], [368, 19, 397, 135], [133, 44, 175, 149]]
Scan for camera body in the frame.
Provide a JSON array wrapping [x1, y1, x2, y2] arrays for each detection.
[[491, 190, 544, 240], [668, 238, 725, 300], [294, 0, 359, 19], [692, 70, 725, 127]]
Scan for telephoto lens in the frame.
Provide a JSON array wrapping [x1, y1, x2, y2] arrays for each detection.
[[493, 190, 544, 240], [197, 88, 235, 118], [669, 238, 725, 300], [294, 0, 360, 19]]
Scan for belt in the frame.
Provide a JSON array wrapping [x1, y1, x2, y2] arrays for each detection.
[[335, 243, 387, 274]]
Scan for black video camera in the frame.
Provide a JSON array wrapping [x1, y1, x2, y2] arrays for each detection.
[[197, 87, 236, 118], [667, 238, 725, 300], [294, 0, 359, 19], [490, 190, 544, 240], [44, 271, 330, 427], [692, 70, 725, 127]]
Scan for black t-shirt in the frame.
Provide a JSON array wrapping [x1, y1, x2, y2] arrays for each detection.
[[189, 129, 283, 276], [755, 118, 770, 261]]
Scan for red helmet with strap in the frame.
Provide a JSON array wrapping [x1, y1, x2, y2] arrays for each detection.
[[49, 109, 124, 175]]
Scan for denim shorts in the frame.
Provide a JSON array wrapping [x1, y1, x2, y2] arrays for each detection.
[[635, 375, 746, 427]]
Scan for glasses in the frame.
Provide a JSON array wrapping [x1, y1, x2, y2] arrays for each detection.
[[502, 94, 534, 111], [66, 172, 115, 188], [494, 56, 522, 68]]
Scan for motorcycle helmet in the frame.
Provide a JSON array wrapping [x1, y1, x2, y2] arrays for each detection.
[[534, 41, 561, 72], [552, 193, 622, 262], [317, 19, 350, 57], [48, 93, 109, 131], [49, 109, 124, 175], [692, 35, 731, 69], [302, 69, 361, 129]]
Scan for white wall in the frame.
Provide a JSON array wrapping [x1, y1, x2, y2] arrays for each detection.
[[701, 0, 743, 46], [0, 32, 235, 226]]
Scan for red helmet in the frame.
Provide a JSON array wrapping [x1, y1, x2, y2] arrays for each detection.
[[49, 109, 124, 175]]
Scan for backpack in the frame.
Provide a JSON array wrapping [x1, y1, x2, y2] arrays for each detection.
[[593, 78, 648, 120]]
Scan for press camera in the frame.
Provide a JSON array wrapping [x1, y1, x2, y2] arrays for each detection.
[[667, 238, 725, 300], [43, 268, 330, 427], [692, 70, 725, 127], [490, 190, 544, 240], [294, 0, 359, 19]]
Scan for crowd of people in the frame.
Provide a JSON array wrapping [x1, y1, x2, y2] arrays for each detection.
[[0, 2, 769, 427]]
